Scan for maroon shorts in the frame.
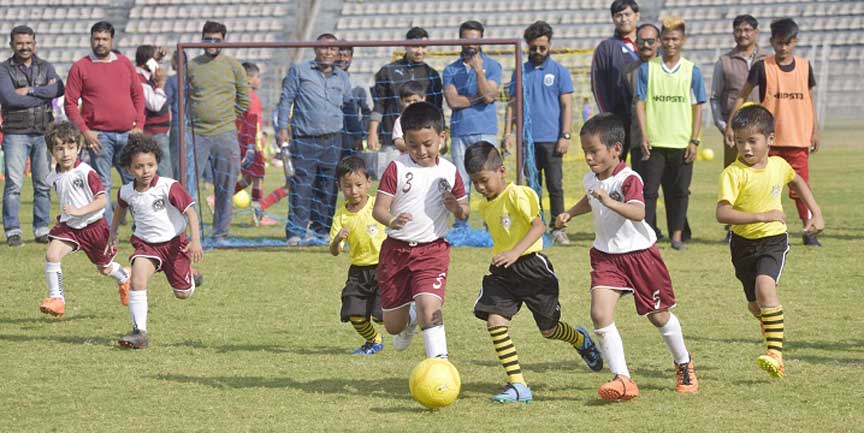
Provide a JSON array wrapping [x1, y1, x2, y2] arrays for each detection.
[[377, 237, 450, 310], [48, 219, 116, 267], [130, 234, 193, 290], [589, 245, 676, 316], [239, 144, 266, 178], [769, 146, 810, 221]]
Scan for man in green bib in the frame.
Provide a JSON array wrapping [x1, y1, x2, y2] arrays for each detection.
[[635, 17, 706, 251]]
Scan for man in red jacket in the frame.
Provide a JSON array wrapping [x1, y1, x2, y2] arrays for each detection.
[[64, 21, 144, 223]]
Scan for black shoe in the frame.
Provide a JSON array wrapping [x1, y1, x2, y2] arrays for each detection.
[[802, 232, 822, 247], [193, 272, 204, 288], [35, 234, 50, 244], [118, 329, 149, 349], [6, 234, 22, 247], [671, 240, 687, 251]]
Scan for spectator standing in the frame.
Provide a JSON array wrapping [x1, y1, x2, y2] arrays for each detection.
[[0, 25, 64, 246], [186, 21, 249, 240], [134, 45, 172, 177], [591, 0, 640, 161], [622, 23, 660, 170], [276, 33, 351, 245], [64, 21, 144, 225], [336, 45, 371, 157], [367, 27, 442, 150]]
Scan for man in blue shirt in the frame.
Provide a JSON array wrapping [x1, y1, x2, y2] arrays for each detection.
[[443, 20, 502, 222], [504, 21, 573, 245], [276, 33, 351, 245]]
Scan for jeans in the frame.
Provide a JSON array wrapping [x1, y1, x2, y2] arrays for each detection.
[[2, 134, 51, 238], [150, 132, 171, 177], [88, 131, 132, 224], [450, 133, 498, 198], [534, 141, 565, 220], [193, 130, 240, 238], [287, 134, 341, 238], [636, 147, 693, 237]]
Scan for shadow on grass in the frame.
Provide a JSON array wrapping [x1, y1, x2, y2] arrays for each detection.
[[686, 335, 864, 352], [153, 373, 409, 398], [167, 340, 346, 355], [0, 314, 98, 325], [0, 333, 114, 345]]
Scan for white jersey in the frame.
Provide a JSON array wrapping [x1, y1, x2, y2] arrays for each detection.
[[378, 154, 467, 243], [584, 162, 656, 254], [118, 176, 195, 243], [46, 161, 105, 229]]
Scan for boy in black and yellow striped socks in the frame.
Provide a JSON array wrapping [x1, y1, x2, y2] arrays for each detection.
[[330, 156, 388, 355], [466, 142, 603, 403], [717, 105, 824, 377]]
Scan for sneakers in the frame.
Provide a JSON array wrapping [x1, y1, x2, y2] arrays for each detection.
[[193, 271, 204, 288], [118, 268, 131, 306], [287, 236, 302, 246], [251, 202, 261, 227], [671, 239, 687, 251], [35, 234, 49, 244], [757, 352, 785, 378], [393, 304, 418, 351], [598, 375, 640, 401], [352, 341, 384, 355], [551, 229, 571, 245], [7, 234, 22, 247], [39, 297, 65, 317], [803, 232, 822, 247], [675, 355, 699, 393], [575, 326, 604, 371], [118, 329, 149, 349], [260, 215, 278, 226], [492, 382, 533, 403]]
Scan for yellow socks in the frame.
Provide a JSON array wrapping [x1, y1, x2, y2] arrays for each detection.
[[489, 326, 525, 384], [760, 306, 784, 358], [545, 321, 586, 348], [349, 316, 382, 344]]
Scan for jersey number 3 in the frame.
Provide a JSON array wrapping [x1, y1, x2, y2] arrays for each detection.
[[402, 172, 413, 193]]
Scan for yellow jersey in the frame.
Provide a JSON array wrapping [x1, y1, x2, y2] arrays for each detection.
[[718, 156, 796, 239], [479, 183, 543, 256], [330, 196, 387, 266]]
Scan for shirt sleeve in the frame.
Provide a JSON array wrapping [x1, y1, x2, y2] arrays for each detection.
[[87, 170, 105, 196], [691, 65, 708, 104], [559, 64, 575, 95], [487, 59, 502, 85], [392, 115, 403, 140], [442, 64, 455, 89], [747, 60, 765, 88], [117, 188, 128, 209], [377, 161, 398, 196], [635, 62, 649, 101], [451, 171, 467, 200], [168, 182, 195, 213], [141, 82, 168, 112], [127, 59, 146, 129], [31, 63, 65, 100], [807, 60, 816, 88], [428, 68, 444, 112], [515, 186, 541, 222], [63, 62, 88, 132], [590, 41, 612, 112], [277, 66, 300, 130], [507, 69, 516, 98], [717, 166, 740, 204], [621, 174, 645, 204], [233, 60, 250, 116], [778, 158, 796, 184], [710, 60, 727, 130], [0, 69, 46, 109]]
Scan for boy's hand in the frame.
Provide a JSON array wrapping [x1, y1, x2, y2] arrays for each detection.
[[63, 204, 85, 217], [492, 249, 521, 268], [759, 209, 786, 224], [104, 232, 118, 256], [389, 212, 412, 230], [555, 212, 572, 229], [804, 213, 825, 234], [589, 187, 612, 206], [442, 191, 460, 214], [336, 227, 350, 241], [183, 239, 204, 263]]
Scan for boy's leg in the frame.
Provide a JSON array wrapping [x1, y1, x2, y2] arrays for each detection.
[[343, 267, 383, 354], [41, 239, 76, 316], [119, 257, 157, 349], [591, 287, 630, 379], [648, 309, 698, 393], [487, 314, 533, 403], [416, 294, 447, 359], [755, 276, 785, 377], [382, 305, 412, 336]]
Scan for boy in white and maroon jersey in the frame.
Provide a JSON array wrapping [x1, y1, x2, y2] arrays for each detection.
[[107, 134, 203, 349], [40, 122, 131, 318], [372, 102, 470, 360], [555, 113, 698, 401]]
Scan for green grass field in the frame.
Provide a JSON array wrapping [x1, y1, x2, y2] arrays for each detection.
[[2, 127, 862, 432]]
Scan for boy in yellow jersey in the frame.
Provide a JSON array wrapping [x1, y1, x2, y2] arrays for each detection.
[[465, 141, 603, 403], [330, 156, 388, 355], [717, 105, 824, 378]]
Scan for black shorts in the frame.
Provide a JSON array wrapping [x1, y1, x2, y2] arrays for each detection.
[[340, 265, 383, 322], [730, 233, 790, 302], [473, 252, 561, 331]]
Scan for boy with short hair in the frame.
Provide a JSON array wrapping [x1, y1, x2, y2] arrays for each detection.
[[717, 105, 823, 378], [465, 141, 603, 403], [556, 113, 698, 401], [725, 18, 822, 246], [330, 155, 388, 355], [392, 80, 426, 153], [234, 62, 271, 225], [40, 122, 131, 317], [372, 101, 470, 360], [107, 134, 204, 349]]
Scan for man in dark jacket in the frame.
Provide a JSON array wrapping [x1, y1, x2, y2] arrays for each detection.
[[0, 25, 64, 246]]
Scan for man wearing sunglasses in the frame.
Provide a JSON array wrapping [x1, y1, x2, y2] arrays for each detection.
[[186, 21, 250, 241]]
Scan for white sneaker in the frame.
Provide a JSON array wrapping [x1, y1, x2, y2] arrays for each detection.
[[393, 304, 418, 351], [552, 229, 571, 245], [287, 236, 302, 246]]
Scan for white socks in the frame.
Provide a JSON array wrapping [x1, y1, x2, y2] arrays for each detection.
[[128, 290, 148, 332], [594, 323, 630, 378], [658, 313, 690, 365], [45, 262, 64, 299], [106, 262, 130, 284], [422, 325, 448, 359]]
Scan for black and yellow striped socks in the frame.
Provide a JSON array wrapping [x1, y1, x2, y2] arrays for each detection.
[[760, 306, 784, 358], [545, 321, 586, 348], [350, 316, 382, 344], [489, 326, 525, 384]]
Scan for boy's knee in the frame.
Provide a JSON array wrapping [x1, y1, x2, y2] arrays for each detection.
[[540, 326, 557, 338], [646, 310, 670, 327], [173, 286, 194, 299], [590, 308, 611, 328], [98, 265, 112, 275]]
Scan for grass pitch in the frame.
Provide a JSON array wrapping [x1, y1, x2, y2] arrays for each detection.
[[1, 127, 862, 432]]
